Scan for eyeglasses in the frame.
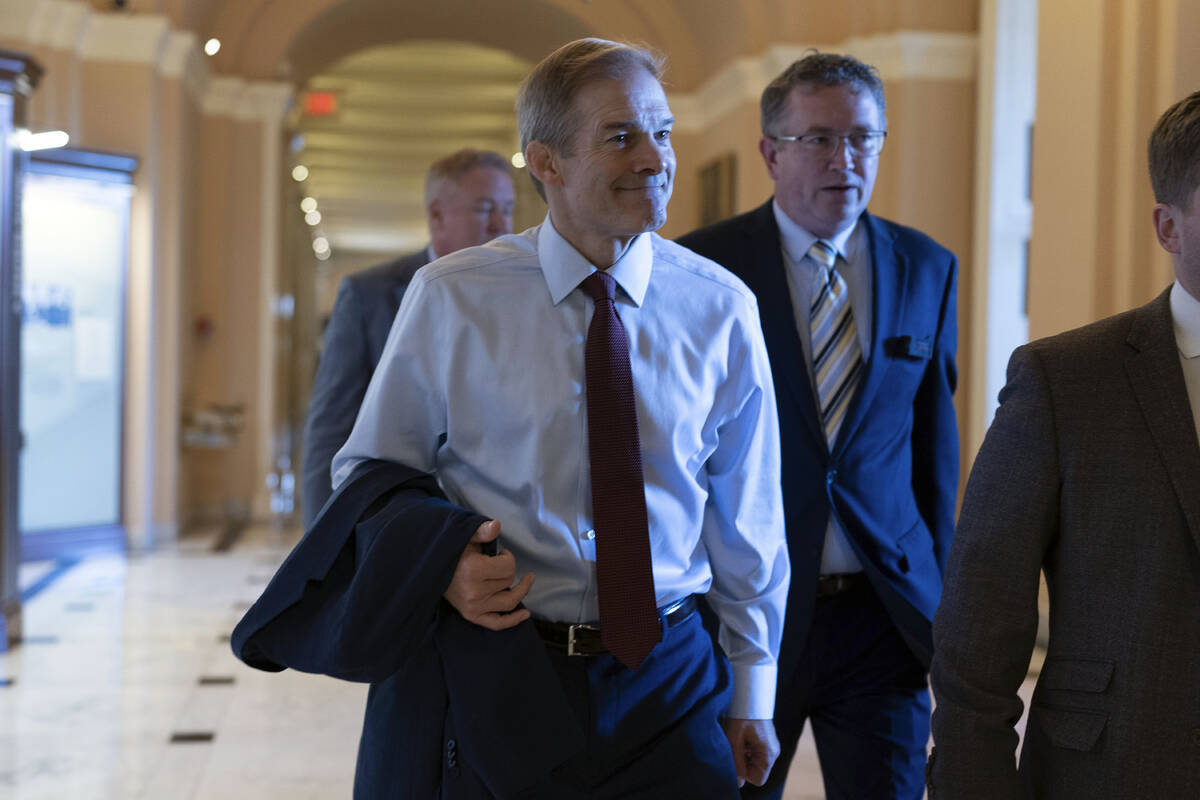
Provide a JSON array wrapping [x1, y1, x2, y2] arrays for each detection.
[[769, 131, 888, 158]]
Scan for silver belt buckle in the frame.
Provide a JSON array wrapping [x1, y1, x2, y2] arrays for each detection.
[[566, 623, 599, 656]]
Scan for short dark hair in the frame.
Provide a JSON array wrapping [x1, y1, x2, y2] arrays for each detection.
[[760, 51, 886, 136], [1148, 90, 1200, 210], [424, 148, 510, 208], [516, 38, 665, 199]]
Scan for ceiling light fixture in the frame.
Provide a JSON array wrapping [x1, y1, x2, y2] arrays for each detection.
[[18, 129, 69, 151]]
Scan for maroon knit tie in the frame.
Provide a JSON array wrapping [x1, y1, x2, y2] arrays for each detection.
[[582, 271, 660, 670]]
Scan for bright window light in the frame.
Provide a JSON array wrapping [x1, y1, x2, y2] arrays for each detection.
[[204, 38, 221, 57], [300, 197, 318, 213], [18, 130, 70, 151], [511, 152, 526, 169], [305, 210, 322, 226], [291, 165, 309, 182]]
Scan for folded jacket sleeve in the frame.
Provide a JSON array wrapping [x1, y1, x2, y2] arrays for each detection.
[[232, 461, 487, 683]]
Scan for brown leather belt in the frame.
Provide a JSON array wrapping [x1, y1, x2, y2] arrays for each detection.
[[816, 572, 867, 598], [533, 595, 698, 656]]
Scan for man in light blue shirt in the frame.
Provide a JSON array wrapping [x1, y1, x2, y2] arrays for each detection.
[[333, 38, 789, 797]]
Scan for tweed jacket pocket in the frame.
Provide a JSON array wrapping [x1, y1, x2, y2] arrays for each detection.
[[1033, 705, 1108, 752], [1039, 657, 1114, 693], [1033, 658, 1115, 752]]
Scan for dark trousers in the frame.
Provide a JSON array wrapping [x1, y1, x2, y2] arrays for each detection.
[[524, 607, 741, 800], [745, 579, 930, 800]]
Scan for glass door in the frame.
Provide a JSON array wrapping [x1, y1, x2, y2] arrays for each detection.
[[19, 153, 133, 558]]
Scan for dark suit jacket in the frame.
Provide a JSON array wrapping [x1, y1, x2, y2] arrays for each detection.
[[678, 202, 959, 670], [929, 288, 1200, 798], [233, 459, 582, 799], [301, 249, 429, 528]]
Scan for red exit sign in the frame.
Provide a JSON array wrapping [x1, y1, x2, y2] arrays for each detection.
[[303, 91, 338, 116]]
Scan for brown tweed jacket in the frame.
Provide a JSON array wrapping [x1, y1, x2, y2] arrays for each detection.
[[929, 287, 1200, 798]]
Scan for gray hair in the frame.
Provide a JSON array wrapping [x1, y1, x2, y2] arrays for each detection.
[[1148, 90, 1200, 210], [516, 38, 665, 199], [424, 148, 511, 208], [760, 51, 887, 136]]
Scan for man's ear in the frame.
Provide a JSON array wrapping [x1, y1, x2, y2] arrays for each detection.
[[1153, 203, 1181, 255], [758, 136, 780, 181], [526, 141, 563, 190], [427, 198, 444, 232]]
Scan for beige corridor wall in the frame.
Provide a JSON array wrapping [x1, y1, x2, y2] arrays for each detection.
[[1030, 0, 1200, 339]]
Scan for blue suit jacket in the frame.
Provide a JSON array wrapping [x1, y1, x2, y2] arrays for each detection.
[[233, 460, 583, 798], [678, 202, 958, 669], [301, 249, 429, 528]]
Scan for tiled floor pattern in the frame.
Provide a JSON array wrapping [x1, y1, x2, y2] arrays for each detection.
[[1, 525, 1037, 799]]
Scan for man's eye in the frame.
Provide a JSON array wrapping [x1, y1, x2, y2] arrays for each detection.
[[655, 130, 672, 141], [805, 134, 831, 147], [609, 133, 629, 144], [848, 134, 870, 148]]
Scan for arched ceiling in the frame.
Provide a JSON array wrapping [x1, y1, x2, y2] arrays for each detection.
[[291, 40, 531, 255], [128, 0, 976, 258], [144, 0, 976, 90]]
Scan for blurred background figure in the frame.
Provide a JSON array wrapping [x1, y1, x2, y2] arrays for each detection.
[[301, 148, 514, 527]]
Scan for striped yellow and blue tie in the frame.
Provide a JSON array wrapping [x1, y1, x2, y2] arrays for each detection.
[[809, 240, 862, 444]]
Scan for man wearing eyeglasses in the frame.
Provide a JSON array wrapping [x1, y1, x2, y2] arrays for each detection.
[[680, 52, 959, 800]]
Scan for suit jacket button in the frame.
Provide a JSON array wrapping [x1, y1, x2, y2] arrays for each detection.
[[826, 469, 837, 485]]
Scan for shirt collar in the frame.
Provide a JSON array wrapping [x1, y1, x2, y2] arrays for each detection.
[[537, 213, 652, 307], [1170, 281, 1200, 358], [771, 199, 858, 264]]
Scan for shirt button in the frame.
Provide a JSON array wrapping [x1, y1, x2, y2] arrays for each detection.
[[583, 529, 596, 541]]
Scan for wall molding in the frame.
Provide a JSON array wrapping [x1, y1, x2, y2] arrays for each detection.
[[671, 31, 978, 133], [26, 0, 89, 53], [80, 13, 170, 66], [161, 30, 211, 103], [202, 76, 293, 122]]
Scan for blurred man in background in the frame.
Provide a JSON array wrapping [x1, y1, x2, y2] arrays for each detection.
[[301, 148, 514, 526]]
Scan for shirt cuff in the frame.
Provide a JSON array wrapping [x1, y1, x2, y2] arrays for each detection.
[[728, 662, 777, 720]]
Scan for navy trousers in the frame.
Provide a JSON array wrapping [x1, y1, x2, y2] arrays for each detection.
[[525, 606, 741, 800], [745, 580, 930, 800]]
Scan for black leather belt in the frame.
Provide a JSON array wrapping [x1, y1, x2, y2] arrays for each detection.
[[816, 572, 867, 598], [534, 595, 698, 656]]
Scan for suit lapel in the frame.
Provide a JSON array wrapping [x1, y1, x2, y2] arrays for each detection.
[[390, 250, 428, 313], [739, 203, 826, 450], [1125, 290, 1200, 553], [833, 212, 907, 453]]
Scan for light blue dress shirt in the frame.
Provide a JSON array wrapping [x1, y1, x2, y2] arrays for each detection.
[[1170, 281, 1200, 448], [333, 215, 790, 720], [772, 200, 871, 575]]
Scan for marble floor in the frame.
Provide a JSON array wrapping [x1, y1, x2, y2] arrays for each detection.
[[0, 525, 1038, 799]]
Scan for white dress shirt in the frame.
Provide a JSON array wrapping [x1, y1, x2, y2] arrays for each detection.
[[1170, 281, 1200, 447], [333, 215, 790, 720], [772, 201, 870, 574]]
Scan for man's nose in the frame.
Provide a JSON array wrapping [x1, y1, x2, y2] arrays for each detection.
[[830, 135, 855, 169], [632, 136, 668, 173]]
